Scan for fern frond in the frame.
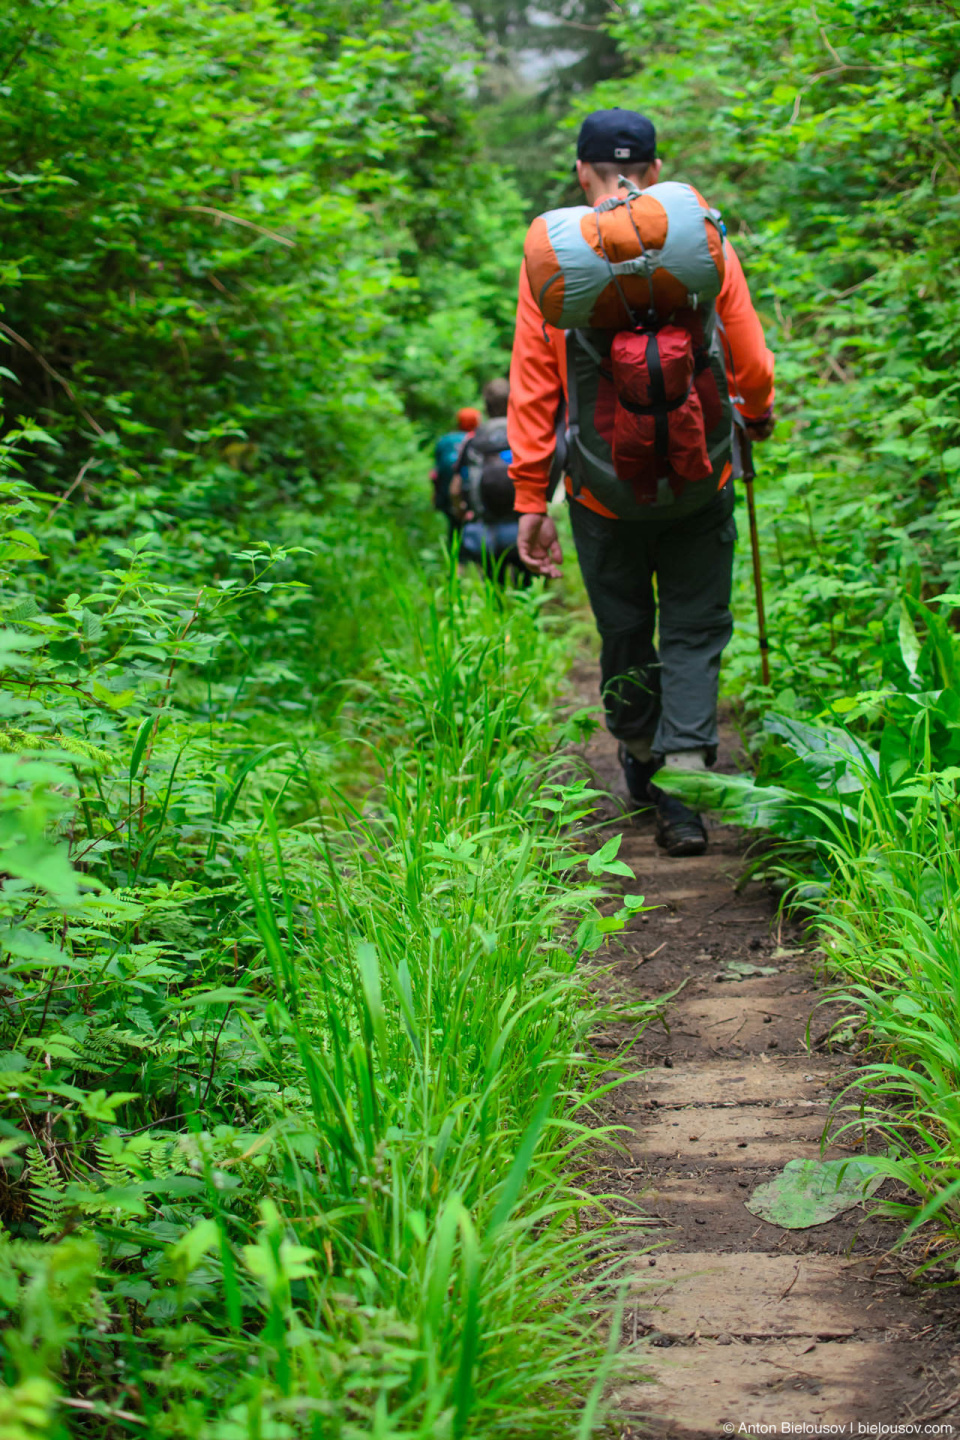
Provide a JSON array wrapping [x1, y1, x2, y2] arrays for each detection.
[[25, 1145, 67, 1239]]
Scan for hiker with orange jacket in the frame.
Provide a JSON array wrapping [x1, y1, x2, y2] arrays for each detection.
[[508, 108, 775, 856]]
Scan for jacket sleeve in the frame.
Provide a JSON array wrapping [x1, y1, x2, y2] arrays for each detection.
[[507, 262, 563, 515], [716, 241, 775, 420]]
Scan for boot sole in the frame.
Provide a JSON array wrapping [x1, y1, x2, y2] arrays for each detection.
[[656, 829, 707, 857]]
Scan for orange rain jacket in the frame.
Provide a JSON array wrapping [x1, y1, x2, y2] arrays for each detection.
[[507, 219, 775, 519]]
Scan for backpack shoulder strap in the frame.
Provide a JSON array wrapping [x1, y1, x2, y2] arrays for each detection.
[[566, 331, 582, 497]]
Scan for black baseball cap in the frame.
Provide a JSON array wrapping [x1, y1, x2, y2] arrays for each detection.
[[576, 108, 657, 165]]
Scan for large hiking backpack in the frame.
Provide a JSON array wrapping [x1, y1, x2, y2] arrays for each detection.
[[461, 419, 515, 521], [524, 180, 733, 514]]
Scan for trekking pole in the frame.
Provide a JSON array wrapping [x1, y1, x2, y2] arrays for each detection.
[[740, 430, 771, 687]]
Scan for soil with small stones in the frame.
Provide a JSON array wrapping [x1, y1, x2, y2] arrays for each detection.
[[569, 667, 960, 1438]]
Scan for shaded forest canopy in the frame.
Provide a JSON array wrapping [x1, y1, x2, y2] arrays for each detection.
[[3, 0, 960, 1435]]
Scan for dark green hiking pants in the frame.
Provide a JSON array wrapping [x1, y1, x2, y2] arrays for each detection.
[[568, 482, 737, 762]]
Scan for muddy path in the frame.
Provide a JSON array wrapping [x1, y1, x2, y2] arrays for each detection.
[[569, 671, 960, 1437]]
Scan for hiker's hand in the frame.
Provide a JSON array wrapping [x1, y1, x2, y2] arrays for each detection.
[[518, 513, 563, 579], [744, 409, 776, 442]]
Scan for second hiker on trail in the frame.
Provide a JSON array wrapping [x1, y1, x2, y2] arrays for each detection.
[[508, 107, 775, 856], [452, 378, 532, 587]]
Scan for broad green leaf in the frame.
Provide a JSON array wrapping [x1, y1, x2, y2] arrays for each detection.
[[91, 681, 136, 710], [898, 600, 921, 681], [746, 1159, 884, 1229], [128, 713, 154, 780], [586, 833, 634, 877]]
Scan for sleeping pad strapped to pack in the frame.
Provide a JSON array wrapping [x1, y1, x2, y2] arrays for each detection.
[[523, 180, 734, 514]]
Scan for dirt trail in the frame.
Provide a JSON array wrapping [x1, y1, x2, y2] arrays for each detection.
[[571, 678, 960, 1438]]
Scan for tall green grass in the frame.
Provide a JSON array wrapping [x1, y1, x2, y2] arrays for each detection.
[[658, 671, 960, 1270], [806, 779, 960, 1267], [1, 552, 650, 1437]]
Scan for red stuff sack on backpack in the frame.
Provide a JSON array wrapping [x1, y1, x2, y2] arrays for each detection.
[[609, 325, 712, 504]]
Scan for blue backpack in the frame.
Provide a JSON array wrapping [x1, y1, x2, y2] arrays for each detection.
[[433, 431, 465, 515]]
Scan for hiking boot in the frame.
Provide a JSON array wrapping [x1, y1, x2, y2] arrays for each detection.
[[618, 742, 656, 811], [654, 790, 707, 856]]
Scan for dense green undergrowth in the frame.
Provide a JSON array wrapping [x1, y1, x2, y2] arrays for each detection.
[[2, 413, 653, 1434]]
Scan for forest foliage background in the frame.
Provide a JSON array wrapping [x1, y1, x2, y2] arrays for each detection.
[[3, 0, 960, 1435]]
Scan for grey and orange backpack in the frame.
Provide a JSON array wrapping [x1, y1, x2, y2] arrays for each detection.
[[523, 179, 734, 515]]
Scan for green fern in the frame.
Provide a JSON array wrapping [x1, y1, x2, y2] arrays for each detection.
[[55, 733, 112, 770], [24, 1147, 68, 1240]]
